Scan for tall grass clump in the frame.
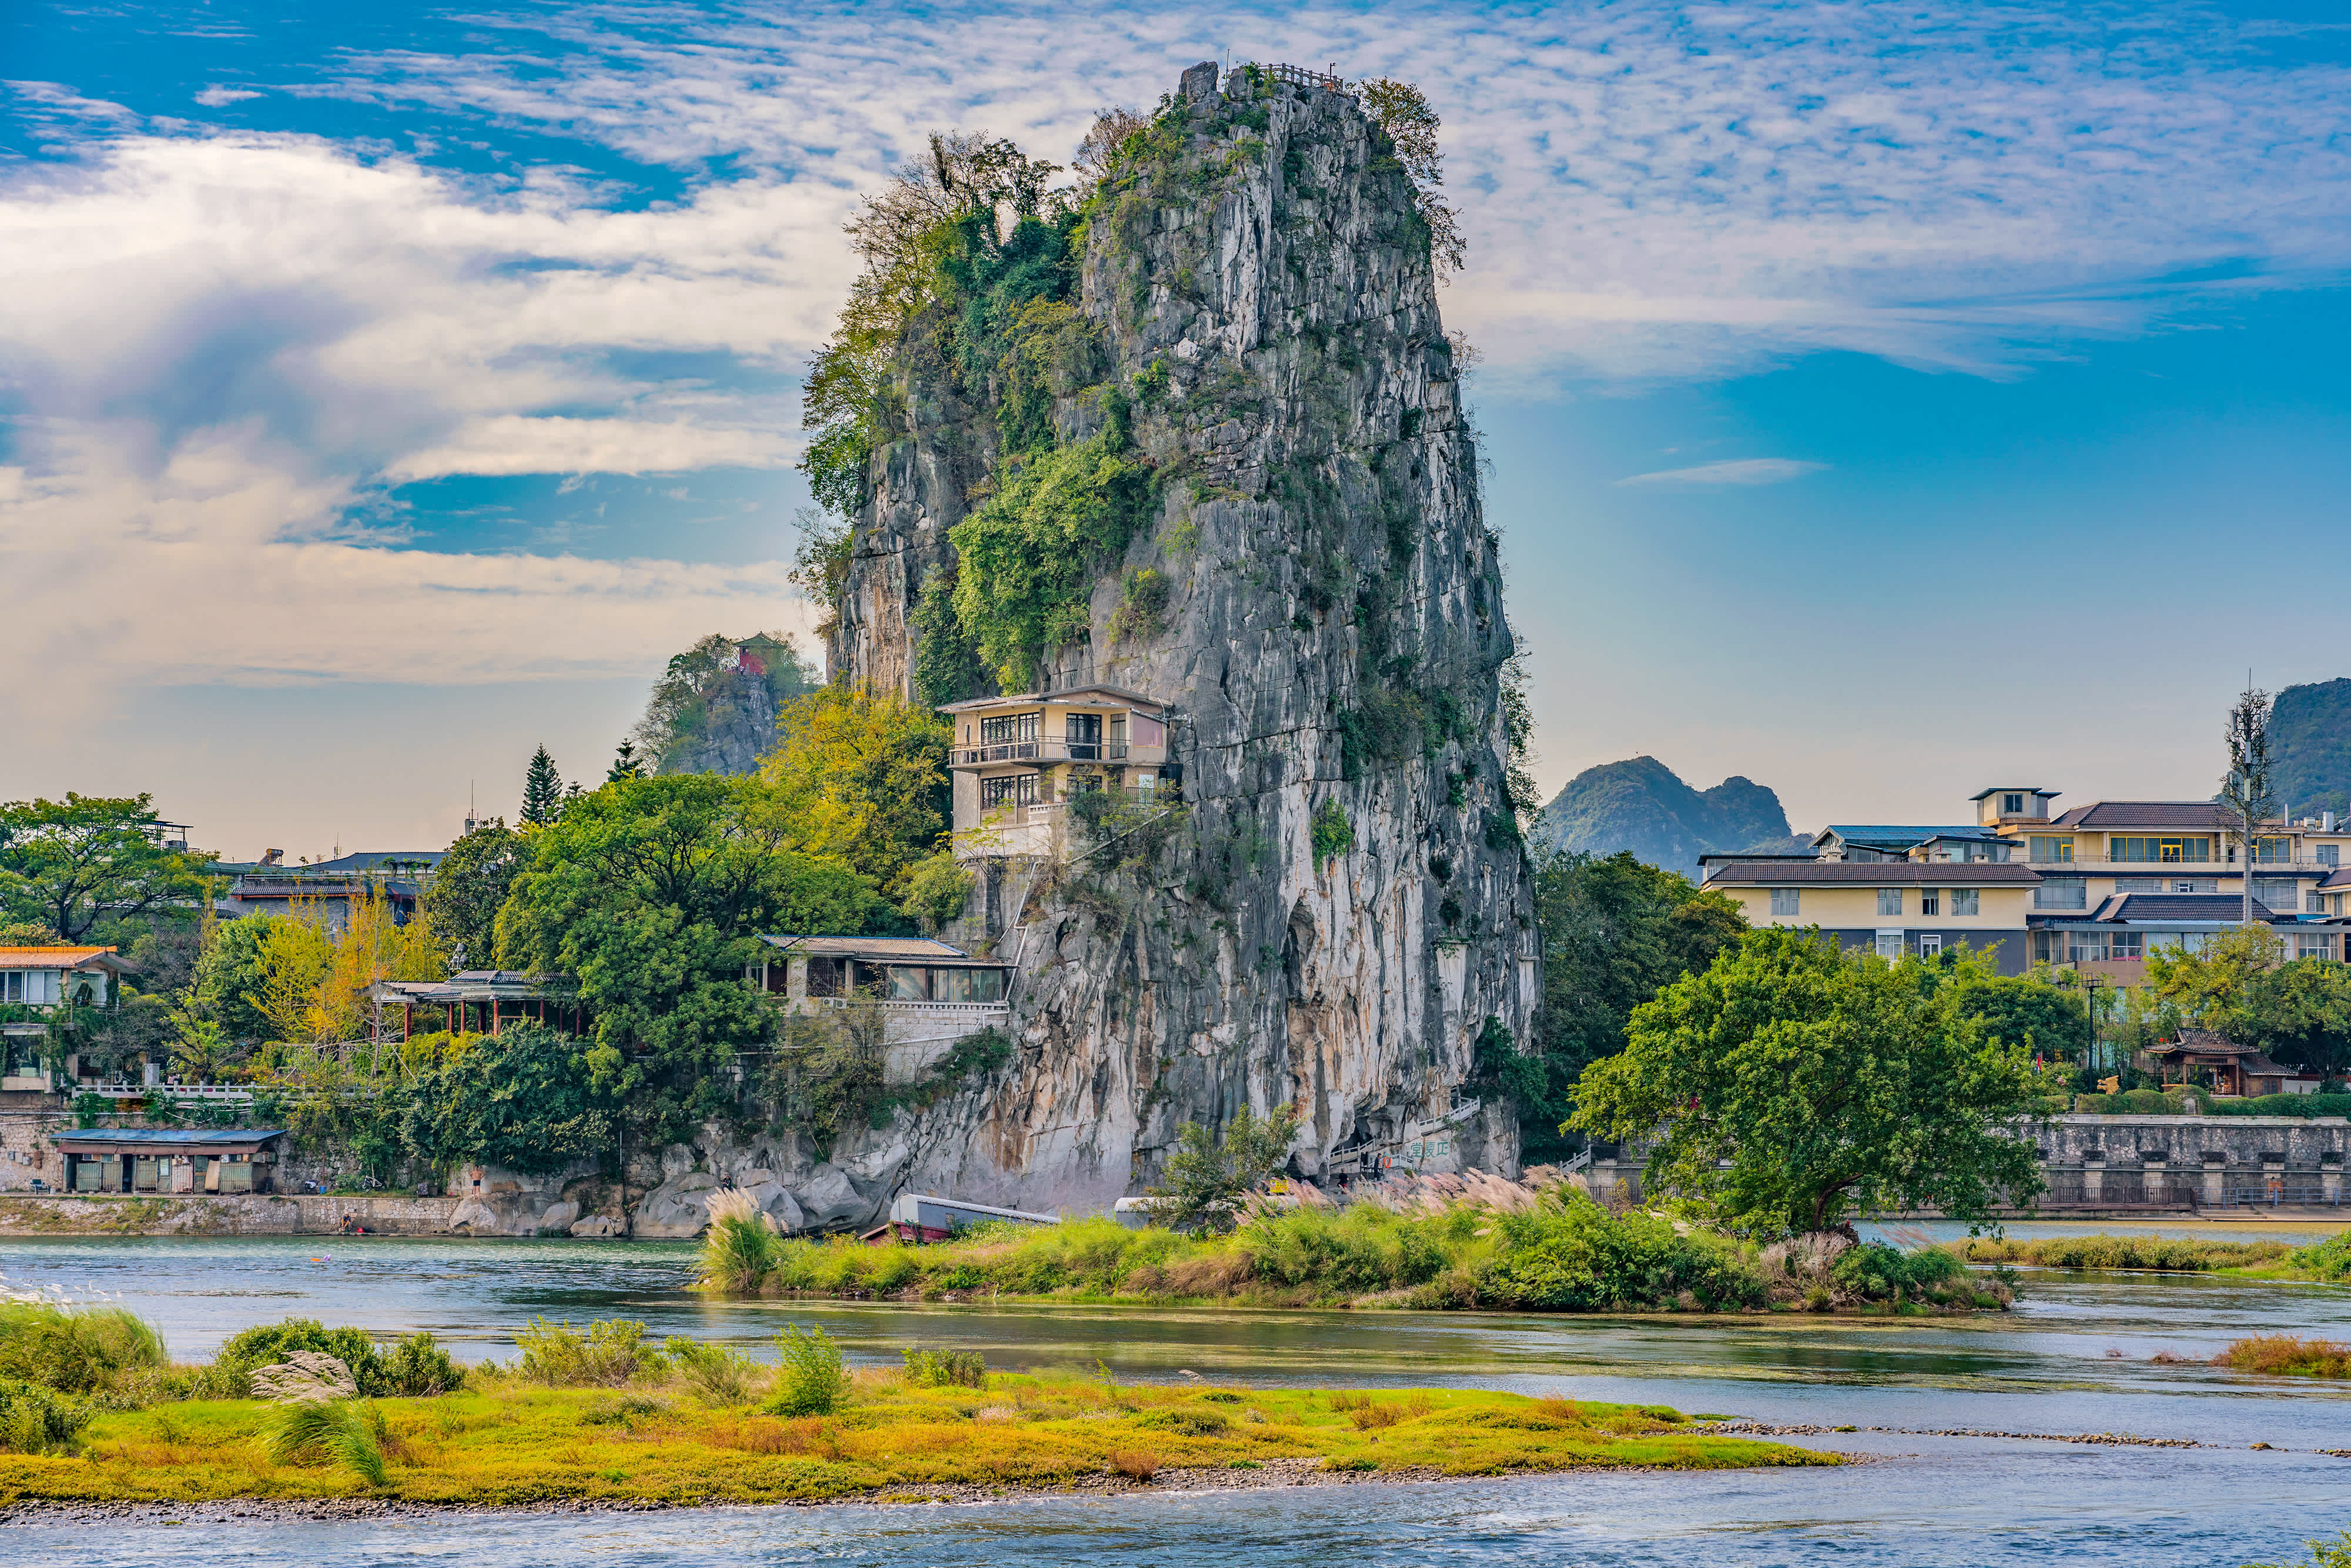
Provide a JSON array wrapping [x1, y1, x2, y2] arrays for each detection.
[[902, 1346, 986, 1388], [260, 1396, 389, 1486], [765, 1324, 848, 1416], [700, 1188, 782, 1292], [0, 1376, 96, 1453], [1955, 1235, 2292, 1273], [1473, 1190, 1765, 1312], [2216, 1336, 2350, 1378], [0, 1302, 167, 1395]]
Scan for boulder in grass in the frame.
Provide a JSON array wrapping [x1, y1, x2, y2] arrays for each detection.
[[250, 1351, 360, 1403]]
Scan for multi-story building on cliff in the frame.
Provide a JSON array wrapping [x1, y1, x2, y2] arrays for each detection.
[[940, 685, 1173, 860]]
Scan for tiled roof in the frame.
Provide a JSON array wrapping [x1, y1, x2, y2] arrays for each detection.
[[1706, 863, 2041, 886], [2319, 869, 2351, 890], [2094, 894, 2279, 923], [2047, 801, 2237, 830], [1817, 825, 1983, 842], [1968, 786, 2058, 801], [0, 946, 130, 971], [756, 934, 980, 960]]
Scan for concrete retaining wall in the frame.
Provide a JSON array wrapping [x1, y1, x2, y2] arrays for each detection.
[[1581, 1113, 2350, 1214]]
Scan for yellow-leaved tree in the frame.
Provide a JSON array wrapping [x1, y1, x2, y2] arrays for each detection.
[[250, 892, 442, 1044], [755, 688, 960, 924]]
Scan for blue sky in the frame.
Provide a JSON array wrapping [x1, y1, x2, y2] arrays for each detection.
[[5, 0, 2350, 857]]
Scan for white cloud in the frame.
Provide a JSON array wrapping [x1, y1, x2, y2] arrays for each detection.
[[2, 0, 2347, 739], [1616, 458, 1827, 488], [382, 417, 795, 481], [193, 86, 263, 106]]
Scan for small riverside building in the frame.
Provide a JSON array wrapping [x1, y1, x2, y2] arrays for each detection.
[[49, 1127, 287, 1194], [749, 935, 1013, 1083], [370, 971, 583, 1039], [2, 946, 136, 1093]]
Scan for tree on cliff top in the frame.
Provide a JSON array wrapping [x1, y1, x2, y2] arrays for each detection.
[[1358, 78, 1463, 276], [1569, 932, 2047, 1238]]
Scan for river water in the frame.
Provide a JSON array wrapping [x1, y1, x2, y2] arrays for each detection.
[[3, 1225, 2347, 1566]]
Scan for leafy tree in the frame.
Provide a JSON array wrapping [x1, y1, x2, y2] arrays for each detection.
[[2146, 925, 2351, 1076], [756, 688, 953, 900], [1497, 850, 1746, 1160], [1945, 960, 2092, 1064], [393, 1022, 617, 1174], [629, 632, 820, 770], [606, 741, 648, 783], [189, 913, 279, 1043], [424, 819, 526, 969], [1357, 78, 1465, 276], [896, 850, 973, 933], [1570, 932, 2047, 1238], [1149, 1105, 1301, 1232], [521, 748, 565, 827], [2221, 684, 2277, 926], [495, 775, 889, 1140], [0, 793, 212, 943]]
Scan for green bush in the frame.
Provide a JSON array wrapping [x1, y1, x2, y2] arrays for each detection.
[[0, 1376, 95, 1453], [1244, 1204, 1450, 1294], [766, 1324, 848, 1416], [2288, 1232, 2351, 1284], [0, 1303, 165, 1395], [384, 1331, 463, 1396], [664, 1337, 761, 1404], [1310, 799, 1355, 868], [1830, 1242, 1970, 1302], [1477, 1191, 1766, 1311], [902, 1346, 987, 1388], [216, 1318, 388, 1398], [515, 1318, 654, 1387]]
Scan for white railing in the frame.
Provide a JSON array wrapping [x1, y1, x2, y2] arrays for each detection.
[[954, 741, 1166, 768]]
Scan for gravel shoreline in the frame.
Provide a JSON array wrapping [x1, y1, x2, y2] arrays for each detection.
[[0, 1451, 1880, 1524]]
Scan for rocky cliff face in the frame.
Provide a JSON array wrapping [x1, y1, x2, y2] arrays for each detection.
[[705, 65, 1535, 1226]]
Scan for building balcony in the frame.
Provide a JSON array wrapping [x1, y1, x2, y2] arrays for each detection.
[[950, 740, 1168, 769], [2022, 857, 2337, 873]]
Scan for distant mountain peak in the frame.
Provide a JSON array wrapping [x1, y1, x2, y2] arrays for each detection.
[[1534, 756, 1806, 873]]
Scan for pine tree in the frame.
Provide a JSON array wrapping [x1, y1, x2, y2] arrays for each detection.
[[521, 746, 564, 826], [607, 740, 646, 782]]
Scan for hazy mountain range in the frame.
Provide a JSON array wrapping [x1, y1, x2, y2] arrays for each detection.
[[1533, 756, 1809, 875]]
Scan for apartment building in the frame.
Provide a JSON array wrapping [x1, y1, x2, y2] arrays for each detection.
[[940, 685, 1174, 860], [1706, 782, 2351, 981]]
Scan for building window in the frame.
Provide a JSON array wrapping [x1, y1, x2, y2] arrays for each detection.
[[2067, 932, 2108, 963], [979, 713, 1039, 746], [2309, 890, 2329, 915], [980, 773, 1041, 809], [2298, 934, 2337, 961], [2320, 845, 2341, 869], [2034, 880, 2087, 910], [2111, 837, 2211, 864], [1877, 888, 1903, 917], [2110, 932, 2145, 960], [1874, 932, 1903, 960], [2256, 836, 2293, 864], [1917, 934, 1943, 957], [1, 973, 19, 1003], [1920, 890, 1940, 916], [2252, 878, 2297, 910], [1951, 889, 1979, 916], [1769, 889, 1800, 916], [2029, 836, 2074, 863], [2001, 793, 2025, 815]]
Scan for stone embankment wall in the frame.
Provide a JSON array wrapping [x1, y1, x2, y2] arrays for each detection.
[[1583, 1114, 2351, 1215]]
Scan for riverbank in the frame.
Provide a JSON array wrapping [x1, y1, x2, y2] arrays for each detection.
[[0, 1378, 1828, 1509]]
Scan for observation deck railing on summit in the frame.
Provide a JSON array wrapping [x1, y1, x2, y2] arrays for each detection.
[[1245, 62, 1348, 93]]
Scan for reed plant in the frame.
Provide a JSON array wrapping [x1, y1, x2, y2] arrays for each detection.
[[0, 1302, 166, 1396], [259, 1396, 390, 1486], [699, 1188, 781, 1292], [2215, 1336, 2350, 1378]]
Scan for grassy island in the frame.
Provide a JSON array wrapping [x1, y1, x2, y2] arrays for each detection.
[[1954, 1231, 2350, 1284], [0, 1305, 1829, 1508]]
